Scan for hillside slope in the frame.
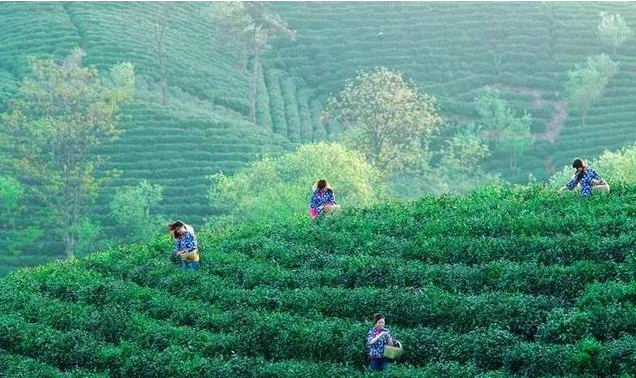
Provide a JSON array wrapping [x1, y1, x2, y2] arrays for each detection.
[[267, 2, 636, 180], [0, 2, 292, 269], [0, 2, 292, 229], [3, 2, 636, 271], [1, 184, 636, 377]]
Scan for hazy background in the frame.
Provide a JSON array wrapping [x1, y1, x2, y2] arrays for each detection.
[[1, 1, 636, 274]]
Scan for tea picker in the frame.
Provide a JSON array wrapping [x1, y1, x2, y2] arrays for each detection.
[[366, 313, 403, 371], [168, 220, 200, 271], [558, 158, 609, 197]]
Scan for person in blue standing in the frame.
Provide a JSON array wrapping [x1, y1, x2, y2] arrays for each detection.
[[366, 313, 395, 371], [168, 220, 200, 271], [558, 158, 610, 197], [309, 179, 340, 219]]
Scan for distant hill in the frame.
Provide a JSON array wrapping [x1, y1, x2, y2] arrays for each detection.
[[2, 2, 636, 269], [1, 184, 636, 376], [267, 1, 636, 180]]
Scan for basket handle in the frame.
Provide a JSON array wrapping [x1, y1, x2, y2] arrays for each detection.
[[394, 340, 402, 349]]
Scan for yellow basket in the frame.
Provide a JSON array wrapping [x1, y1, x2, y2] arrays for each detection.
[[383, 341, 403, 359], [178, 250, 200, 262]]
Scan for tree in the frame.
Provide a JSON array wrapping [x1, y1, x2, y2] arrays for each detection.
[[437, 125, 501, 191], [565, 54, 618, 126], [0, 48, 134, 259], [597, 12, 634, 55], [207, 143, 385, 227], [482, 20, 509, 72], [476, 89, 532, 175], [325, 67, 442, 173], [110, 180, 166, 243], [392, 124, 501, 198], [146, 2, 175, 106], [0, 175, 42, 256], [210, 2, 296, 125]]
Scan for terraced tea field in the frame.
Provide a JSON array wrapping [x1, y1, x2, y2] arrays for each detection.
[[1, 185, 635, 376]]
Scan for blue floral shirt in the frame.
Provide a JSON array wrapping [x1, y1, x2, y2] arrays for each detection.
[[174, 231, 197, 254], [367, 327, 392, 358], [309, 189, 336, 215], [565, 167, 603, 197]]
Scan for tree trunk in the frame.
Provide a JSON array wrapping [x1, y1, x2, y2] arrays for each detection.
[[160, 64, 168, 106], [154, 14, 169, 106], [581, 108, 587, 127], [249, 52, 260, 126], [64, 233, 75, 259], [61, 164, 75, 259]]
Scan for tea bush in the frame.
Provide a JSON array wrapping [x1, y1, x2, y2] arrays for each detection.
[[1, 184, 636, 376]]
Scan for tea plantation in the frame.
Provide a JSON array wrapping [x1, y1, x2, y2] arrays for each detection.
[[267, 1, 636, 180], [4, 2, 636, 272], [1, 184, 636, 377], [0, 2, 291, 234], [3, 2, 636, 223]]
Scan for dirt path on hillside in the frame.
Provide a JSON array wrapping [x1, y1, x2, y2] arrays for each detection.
[[492, 84, 568, 144]]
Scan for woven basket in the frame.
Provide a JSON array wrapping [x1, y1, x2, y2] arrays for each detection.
[[383, 341, 403, 359], [178, 250, 200, 262]]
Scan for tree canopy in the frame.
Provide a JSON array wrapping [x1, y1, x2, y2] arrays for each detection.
[[326, 67, 442, 173], [208, 142, 386, 227], [0, 48, 134, 258]]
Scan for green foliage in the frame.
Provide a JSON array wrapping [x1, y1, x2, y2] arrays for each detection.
[[432, 124, 503, 194], [597, 12, 634, 54], [6, 2, 636, 269], [0, 48, 134, 259], [3, 184, 636, 376], [210, 2, 295, 124], [326, 66, 442, 172], [550, 143, 636, 187], [0, 175, 42, 256], [72, 217, 109, 258], [207, 142, 385, 227], [565, 54, 618, 125], [110, 180, 166, 243], [476, 88, 532, 174]]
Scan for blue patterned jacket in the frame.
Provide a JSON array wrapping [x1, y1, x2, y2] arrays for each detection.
[[366, 327, 392, 359], [309, 189, 337, 215], [565, 167, 604, 197], [174, 231, 197, 254]]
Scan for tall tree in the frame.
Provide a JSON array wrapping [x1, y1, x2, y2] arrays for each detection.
[[399, 124, 501, 196], [476, 89, 532, 175], [147, 2, 175, 106], [210, 2, 296, 125], [0, 48, 134, 259], [325, 67, 442, 172], [597, 11, 634, 55], [565, 54, 618, 126], [438, 126, 492, 180], [110, 180, 166, 243]]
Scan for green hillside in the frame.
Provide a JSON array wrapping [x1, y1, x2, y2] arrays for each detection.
[[0, 2, 293, 270], [266, 1, 636, 180], [1, 184, 636, 377], [2, 2, 636, 270], [0, 2, 291, 229]]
